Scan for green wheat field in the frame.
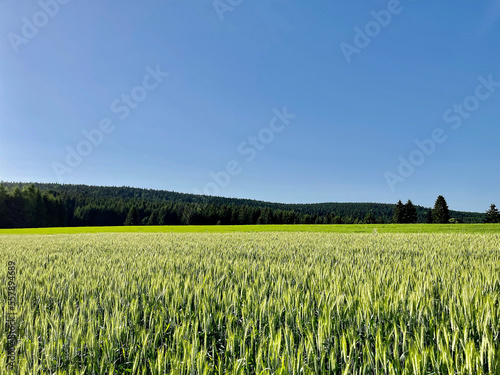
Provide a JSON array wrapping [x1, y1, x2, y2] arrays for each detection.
[[1, 225, 500, 374]]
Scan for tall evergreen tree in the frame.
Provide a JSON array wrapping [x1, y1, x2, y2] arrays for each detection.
[[0, 184, 8, 228], [484, 204, 500, 223], [8, 187, 25, 228], [432, 195, 450, 223], [403, 200, 418, 223], [124, 206, 140, 225], [393, 200, 404, 223]]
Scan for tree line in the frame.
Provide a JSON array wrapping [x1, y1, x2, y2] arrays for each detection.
[[0, 183, 492, 228], [391, 195, 500, 224], [0, 184, 66, 228], [392, 195, 452, 223]]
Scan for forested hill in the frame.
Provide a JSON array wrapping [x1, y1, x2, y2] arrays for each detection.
[[0, 182, 485, 228]]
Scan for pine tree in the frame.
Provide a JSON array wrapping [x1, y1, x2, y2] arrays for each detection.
[[403, 200, 418, 223], [432, 195, 450, 223], [484, 204, 500, 223], [393, 200, 404, 223]]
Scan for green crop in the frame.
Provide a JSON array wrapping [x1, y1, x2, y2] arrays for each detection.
[[1, 232, 499, 374], [1, 223, 500, 235]]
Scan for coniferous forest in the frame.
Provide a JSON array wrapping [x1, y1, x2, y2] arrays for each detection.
[[0, 182, 488, 228]]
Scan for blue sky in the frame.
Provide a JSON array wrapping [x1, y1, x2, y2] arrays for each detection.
[[1, 0, 499, 212]]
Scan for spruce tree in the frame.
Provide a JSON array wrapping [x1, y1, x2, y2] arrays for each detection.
[[432, 195, 450, 223], [124, 206, 140, 225], [147, 210, 159, 225], [0, 184, 8, 228], [393, 200, 404, 223], [404, 200, 418, 223], [484, 204, 500, 223]]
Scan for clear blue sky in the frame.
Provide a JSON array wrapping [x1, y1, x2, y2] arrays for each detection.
[[1, 0, 499, 212]]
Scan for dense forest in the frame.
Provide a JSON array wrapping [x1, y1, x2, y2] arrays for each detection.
[[0, 182, 487, 228]]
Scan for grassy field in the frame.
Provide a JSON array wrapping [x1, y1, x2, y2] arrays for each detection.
[[1, 230, 499, 374], [0, 223, 499, 235]]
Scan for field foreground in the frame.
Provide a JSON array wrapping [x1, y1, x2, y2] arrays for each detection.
[[1, 232, 500, 374]]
